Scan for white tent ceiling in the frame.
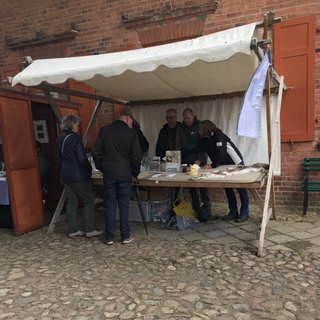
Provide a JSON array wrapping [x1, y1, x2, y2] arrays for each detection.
[[12, 23, 259, 101]]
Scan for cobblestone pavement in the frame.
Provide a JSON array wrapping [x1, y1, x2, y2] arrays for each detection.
[[1, 206, 320, 320]]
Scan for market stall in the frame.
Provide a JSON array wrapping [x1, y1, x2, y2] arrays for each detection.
[[9, 13, 285, 255]]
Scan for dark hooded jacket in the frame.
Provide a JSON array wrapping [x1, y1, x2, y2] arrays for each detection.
[[155, 122, 181, 159], [91, 120, 142, 181], [55, 130, 92, 182]]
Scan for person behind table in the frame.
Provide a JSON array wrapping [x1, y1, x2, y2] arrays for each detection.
[[176, 108, 211, 213], [199, 120, 249, 223], [36, 140, 50, 184], [54, 114, 103, 238], [155, 108, 182, 201], [131, 117, 149, 154], [91, 109, 141, 245]]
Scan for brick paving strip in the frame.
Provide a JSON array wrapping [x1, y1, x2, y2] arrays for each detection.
[[0, 205, 320, 320]]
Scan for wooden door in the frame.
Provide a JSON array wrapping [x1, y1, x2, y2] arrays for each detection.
[[274, 15, 315, 142], [69, 80, 98, 148], [0, 96, 45, 235]]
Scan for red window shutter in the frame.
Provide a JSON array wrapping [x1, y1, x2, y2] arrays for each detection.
[[0, 65, 22, 91], [274, 15, 315, 142]]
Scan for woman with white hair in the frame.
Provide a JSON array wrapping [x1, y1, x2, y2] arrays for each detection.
[[55, 114, 103, 238]]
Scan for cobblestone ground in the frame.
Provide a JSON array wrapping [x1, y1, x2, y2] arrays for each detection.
[[1, 218, 320, 320]]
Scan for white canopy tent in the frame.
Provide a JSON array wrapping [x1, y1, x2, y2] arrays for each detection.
[[12, 22, 281, 171], [13, 23, 261, 101], [10, 17, 284, 256]]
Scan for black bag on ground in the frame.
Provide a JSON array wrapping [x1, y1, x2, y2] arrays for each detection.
[[195, 206, 211, 222]]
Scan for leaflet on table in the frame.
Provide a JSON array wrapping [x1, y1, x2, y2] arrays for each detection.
[[151, 173, 176, 178]]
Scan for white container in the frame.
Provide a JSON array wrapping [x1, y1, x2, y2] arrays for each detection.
[[116, 200, 153, 222], [150, 198, 172, 212]]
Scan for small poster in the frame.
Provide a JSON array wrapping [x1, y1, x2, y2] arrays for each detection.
[[33, 120, 49, 143], [165, 150, 181, 172]]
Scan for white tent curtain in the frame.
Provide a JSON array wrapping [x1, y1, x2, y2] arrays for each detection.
[[132, 95, 281, 175]]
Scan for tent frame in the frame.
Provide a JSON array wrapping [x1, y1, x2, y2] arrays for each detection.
[[5, 12, 284, 256]]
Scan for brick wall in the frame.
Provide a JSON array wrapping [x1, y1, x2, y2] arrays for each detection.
[[0, 0, 319, 207]]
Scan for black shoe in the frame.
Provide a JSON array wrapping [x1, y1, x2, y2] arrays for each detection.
[[235, 216, 249, 223], [202, 206, 212, 213], [223, 214, 238, 221]]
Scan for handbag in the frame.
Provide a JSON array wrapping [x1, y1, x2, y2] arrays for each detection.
[[158, 215, 201, 231], [172, 197, 197, 221], [61, 134, 73, 155], [60, 134, 73, 184], [195, 206, 211, 222]]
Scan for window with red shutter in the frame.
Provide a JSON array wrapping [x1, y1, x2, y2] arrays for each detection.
[[274, 15, 316, 142]]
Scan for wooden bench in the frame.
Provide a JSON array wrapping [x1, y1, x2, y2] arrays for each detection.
[[301, 157, 320, 215]]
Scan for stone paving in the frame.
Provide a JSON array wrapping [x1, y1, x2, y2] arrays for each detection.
[[0, 205, 320, 320]]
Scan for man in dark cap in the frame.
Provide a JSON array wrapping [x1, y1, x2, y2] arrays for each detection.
[[91, 109, 142, 245]]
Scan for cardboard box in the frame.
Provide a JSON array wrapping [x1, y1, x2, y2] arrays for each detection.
[[116, 200, 153, 222], [149, 187, 171, 201]]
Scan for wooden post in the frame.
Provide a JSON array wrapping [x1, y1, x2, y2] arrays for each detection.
[[82, 100, 103, 145], [47, 189, 66, 233], [263, 14, 277, 220], [42, 90, 63, 122], [258, 76, 284, 256]]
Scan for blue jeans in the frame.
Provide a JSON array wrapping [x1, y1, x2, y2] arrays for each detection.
[[103, 177, 131, 241], [224, 188, 249, 218], [224, 160, 249, 218]]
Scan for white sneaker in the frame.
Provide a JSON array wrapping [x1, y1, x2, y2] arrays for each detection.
[[69, 230, 85, 238], [86, 230, 103, 238], [122, 236, 134, 244]]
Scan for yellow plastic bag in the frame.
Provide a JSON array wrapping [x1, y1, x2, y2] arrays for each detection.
[[172, 197, 197, 221]]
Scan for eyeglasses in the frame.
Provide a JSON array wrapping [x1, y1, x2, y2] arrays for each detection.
[[166, 116, 176, 120]]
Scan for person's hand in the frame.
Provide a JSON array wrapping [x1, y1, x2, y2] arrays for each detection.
[[203, 165, 212, 169], [194, 160, 201, 166], [132, 176, 137, 182]]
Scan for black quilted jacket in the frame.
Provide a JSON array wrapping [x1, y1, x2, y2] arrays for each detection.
[[55, 130, 92, 183], [91, 120, 142, 181]]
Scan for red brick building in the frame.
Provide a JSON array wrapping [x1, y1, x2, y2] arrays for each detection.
[[0, 0, 319, 207]]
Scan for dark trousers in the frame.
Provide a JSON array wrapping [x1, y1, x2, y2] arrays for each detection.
[[63, 181, 95, 234], [224, 160, 249, 218], [224, 188, 249, 218], [189, 187, 211, 210], [103, 177, 131, 241]]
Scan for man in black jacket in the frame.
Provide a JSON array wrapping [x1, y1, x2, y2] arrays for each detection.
[[155, 108, 181, 159], [91, 110, 142, 245], [155, 108, 181, 201]]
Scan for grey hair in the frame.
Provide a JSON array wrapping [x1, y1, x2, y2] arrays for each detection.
[[183, 107, 194, 115], [166, 108, 177, 116], [60, 114, 81, 131]]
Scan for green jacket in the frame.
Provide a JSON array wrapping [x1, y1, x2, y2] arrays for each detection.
[[176, 116, 206, 165]]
